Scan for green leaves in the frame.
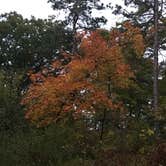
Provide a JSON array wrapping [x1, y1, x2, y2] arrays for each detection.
[[0, 12, 71, 69]]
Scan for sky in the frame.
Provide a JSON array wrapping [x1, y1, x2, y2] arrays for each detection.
[[0, 0, 55, 19], [0, 0, 165, 61], [0, 0, 124, 28]]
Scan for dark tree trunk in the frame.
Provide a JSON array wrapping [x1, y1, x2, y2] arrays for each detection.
[[100, 109, 106, 141], [72, 13, 78, 54], [153, 0, 159, 112]]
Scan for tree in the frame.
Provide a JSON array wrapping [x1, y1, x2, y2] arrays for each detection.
[[113, 0, 166, 133], [0, 12, 73, 134], [48, 0, 107, 53], [0, 12, 72, 70], [0, 71, 26, 133], [155, 61, 166, 137], [21, 22, 144, 127], [153, 0, 159, 113]]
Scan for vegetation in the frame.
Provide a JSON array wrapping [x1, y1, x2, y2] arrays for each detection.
[[0, 0, 165, 165]]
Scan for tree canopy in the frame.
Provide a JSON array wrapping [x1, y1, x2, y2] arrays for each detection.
[[0, 1, 165, 165]]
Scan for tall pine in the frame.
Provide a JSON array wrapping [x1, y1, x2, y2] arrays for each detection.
[[114, 0, 166, 114], [48, 0, 107, 53]]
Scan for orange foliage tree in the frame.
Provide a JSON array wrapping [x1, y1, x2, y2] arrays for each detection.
[[21, 22, 145, 127]]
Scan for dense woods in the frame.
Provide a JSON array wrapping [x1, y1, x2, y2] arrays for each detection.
[[0, 0, 166, 165]]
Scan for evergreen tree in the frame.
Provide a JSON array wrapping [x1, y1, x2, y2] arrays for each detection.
[[113, 0, 166, 130], [48, 0, 107, 53]]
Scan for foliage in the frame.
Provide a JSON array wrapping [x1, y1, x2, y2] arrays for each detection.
[[0, 12, 72, 70], [48, 0, 107, 30], [0, 70, 26, 133], [22, 22, 144, 127], [0, 3, 165, 165], [48, 0, 107, 53]]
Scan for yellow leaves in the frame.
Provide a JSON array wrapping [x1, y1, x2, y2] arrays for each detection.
[[147, 129, 154, 136], [133, 34, 145, 56]]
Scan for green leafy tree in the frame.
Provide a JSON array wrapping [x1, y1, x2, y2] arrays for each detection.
[[0, 12, 72, 70], [0, 71, 26, 133]]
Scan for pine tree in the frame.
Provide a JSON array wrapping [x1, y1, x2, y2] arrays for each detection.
[[113, 0, 166, 114], [48, 0, 107, 53]]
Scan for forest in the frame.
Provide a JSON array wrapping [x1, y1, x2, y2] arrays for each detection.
[[0, 0, 166, 165]]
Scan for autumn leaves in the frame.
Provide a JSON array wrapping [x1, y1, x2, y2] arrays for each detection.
[[22, 22, 145, 127]]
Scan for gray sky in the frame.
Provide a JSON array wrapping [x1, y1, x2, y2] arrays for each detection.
[[0, 0, 55, 18], [1, 0, 165, 61], [0, 0, 124, 28]]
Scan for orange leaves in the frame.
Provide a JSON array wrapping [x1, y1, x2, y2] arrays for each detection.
[[52, 60, 62, 69], [22, 22, 144, 127], [132, 34, 145, 55], [80, 30, 108, 61], [121, 21, 145, 56], [80, 28, 134, 89], [66, 58, 95, 82]]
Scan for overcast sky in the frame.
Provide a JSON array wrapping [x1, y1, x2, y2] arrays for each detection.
[[0, 0, 124, 28]]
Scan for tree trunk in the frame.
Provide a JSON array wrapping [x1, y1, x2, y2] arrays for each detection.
[[153, 0, 159, 112], [72, 13, 78, 54]]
